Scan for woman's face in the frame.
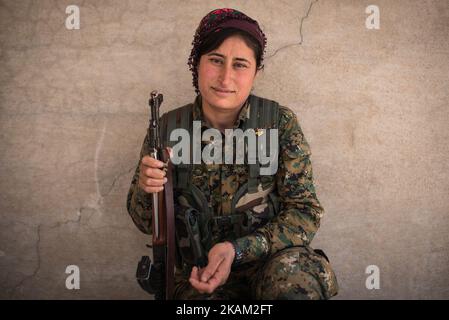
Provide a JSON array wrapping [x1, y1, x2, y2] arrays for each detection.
[[197, 35, 258, 115]]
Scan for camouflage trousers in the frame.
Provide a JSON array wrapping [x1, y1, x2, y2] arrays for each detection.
[[173, 246, 338, 300]]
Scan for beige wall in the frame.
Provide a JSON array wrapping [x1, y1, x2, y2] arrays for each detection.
[[1, 0, 448, 299]]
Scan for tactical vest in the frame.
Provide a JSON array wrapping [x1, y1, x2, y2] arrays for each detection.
[[160, 94, 280, 269]]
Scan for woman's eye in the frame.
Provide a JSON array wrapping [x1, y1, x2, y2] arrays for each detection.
[[234, 63, 248, 69], [210, 58, 223, 64]]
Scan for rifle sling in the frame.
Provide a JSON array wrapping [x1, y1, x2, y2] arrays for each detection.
[[164, 156, 176, 300]]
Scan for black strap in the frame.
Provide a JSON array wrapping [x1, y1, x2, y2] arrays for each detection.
[[247, 95, 261, 193], [162, 104, 194, 190]]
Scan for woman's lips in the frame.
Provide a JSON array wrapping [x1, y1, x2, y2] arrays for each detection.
[[212, 87, 235, 96]]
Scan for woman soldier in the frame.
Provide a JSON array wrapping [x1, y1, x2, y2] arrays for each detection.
[[127, 8, 338, 300]]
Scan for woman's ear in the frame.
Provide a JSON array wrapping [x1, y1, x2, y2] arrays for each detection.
[[254, 67, 262, 82], [253, 65, 265, 89]]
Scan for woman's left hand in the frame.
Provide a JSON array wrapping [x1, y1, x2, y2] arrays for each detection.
[[189, 241, 235, 294]]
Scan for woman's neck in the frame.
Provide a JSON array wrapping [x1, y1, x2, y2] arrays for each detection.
[[202, 102, 243, 131]]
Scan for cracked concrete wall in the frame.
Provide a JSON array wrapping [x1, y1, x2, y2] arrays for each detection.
[[1, 0, 448, 299]]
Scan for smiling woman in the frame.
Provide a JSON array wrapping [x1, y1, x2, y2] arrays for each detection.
[[198, 35, 258, 130], [190, 21, 265, 131], [127, 8, 338, 300]]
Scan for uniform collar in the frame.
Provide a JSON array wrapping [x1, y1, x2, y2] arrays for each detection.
[[192, 95, 250, 130]]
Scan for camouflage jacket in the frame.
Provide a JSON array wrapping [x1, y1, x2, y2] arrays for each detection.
[[126, 95, 324, 266]]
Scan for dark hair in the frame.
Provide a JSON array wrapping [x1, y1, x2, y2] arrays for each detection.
[[189, 28, 264, 94]]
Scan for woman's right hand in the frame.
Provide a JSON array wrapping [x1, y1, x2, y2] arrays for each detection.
[[138, 155, 168, 193]]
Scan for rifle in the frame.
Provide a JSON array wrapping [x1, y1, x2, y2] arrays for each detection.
[[136, 90, 176, 300]]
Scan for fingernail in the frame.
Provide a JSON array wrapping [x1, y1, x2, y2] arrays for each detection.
[[163, 178, 167, 183]]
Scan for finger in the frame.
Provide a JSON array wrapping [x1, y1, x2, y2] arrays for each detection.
[[141, 156, 165, 168], [197, 267, 205, 280], [189, 267, 207, 294], [139, 184, 164, 194], [188, 277, 203, 293], [138, 177, 164, 193], [189, 277, 215, 294], [190, 266, 200, 281], [141, 167, 166, 179], [205, 274, 221, 290], [200, 256, 224, 283], [189, 264, 227, 294], [210, 263, 229, 286], [140, 176, 167, 187]]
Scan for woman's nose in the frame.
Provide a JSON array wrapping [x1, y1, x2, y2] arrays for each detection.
[[218, 63, 233, 85]]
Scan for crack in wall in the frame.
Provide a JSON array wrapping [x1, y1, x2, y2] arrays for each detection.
[[103, 165, 136, 198], [93, 120, 107, 212], [69, 121, 135, 223], [8, 224, 41, 298], [265, 0, 318, 61], [5, 122, 139, 296], [8, 214, 83, 298], [5, 201, 136, 298]]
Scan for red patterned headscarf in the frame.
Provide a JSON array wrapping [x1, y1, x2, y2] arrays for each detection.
[[188, 8, 267, 93]]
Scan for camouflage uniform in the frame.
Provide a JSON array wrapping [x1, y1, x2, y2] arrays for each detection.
[[127, 95, 338, 300]]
